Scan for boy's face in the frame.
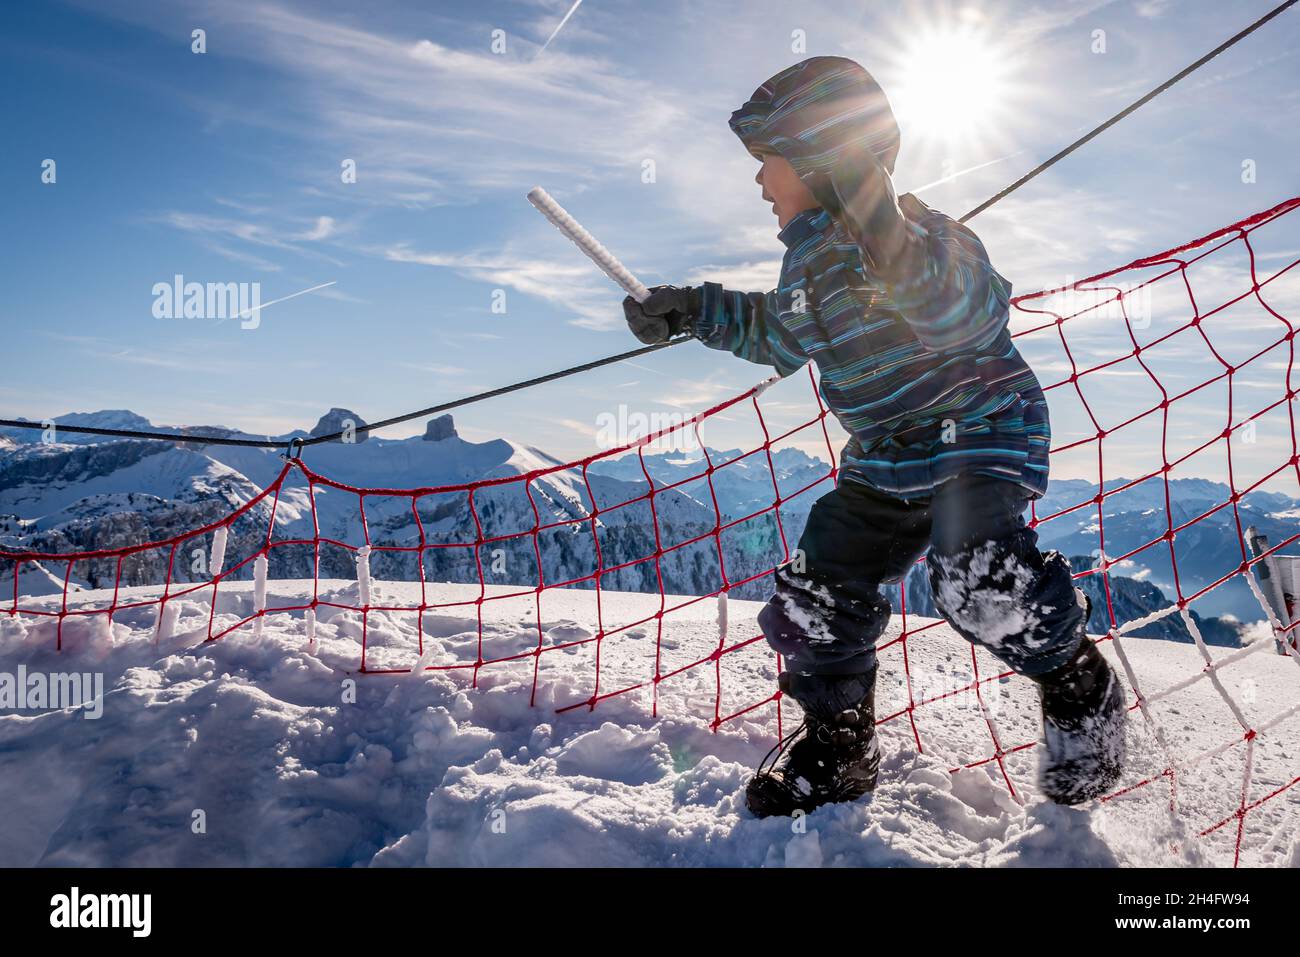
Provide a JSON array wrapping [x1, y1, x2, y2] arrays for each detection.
[[753, 150, 820, 229]]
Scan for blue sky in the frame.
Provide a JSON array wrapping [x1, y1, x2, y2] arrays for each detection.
[[3, 0, 1299, 489]]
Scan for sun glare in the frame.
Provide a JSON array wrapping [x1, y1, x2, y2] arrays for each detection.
[[890, 24, 1014, 142]]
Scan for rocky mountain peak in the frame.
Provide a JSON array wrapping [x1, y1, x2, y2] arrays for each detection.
[[423, 415, 457, 442], [309, 408, 368, 444]]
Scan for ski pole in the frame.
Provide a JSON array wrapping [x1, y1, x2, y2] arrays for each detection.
[[526, 186, 652, 303]]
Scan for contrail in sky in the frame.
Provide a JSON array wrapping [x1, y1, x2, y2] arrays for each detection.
[[539, 0, 584, 54], [223, 280, 338, 325], [907, 150, 1027, 195]]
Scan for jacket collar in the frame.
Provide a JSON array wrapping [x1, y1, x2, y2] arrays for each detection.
[[777, 206, 831, 248]]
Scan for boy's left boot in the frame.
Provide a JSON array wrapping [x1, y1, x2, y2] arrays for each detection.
[[1033, 621, 1127, 806], [745, 670, 880, 818]]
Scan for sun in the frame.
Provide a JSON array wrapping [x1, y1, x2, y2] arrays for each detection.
[[888, 23, 1014, 143]]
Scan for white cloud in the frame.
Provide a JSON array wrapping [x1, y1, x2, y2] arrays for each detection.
[[551, 416, 599, 438], [683, 260, 783, 292], [298, 216, 337, 241], [174, 0, 681, 199], [156, 209, 348, 268], [1134, 0, 1174, 19], [384, 244, 620, 328], [205, 244, 284, 273]]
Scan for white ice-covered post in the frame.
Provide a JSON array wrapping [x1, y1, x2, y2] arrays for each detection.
[[204, 525, 230, 623], [154, 601, 179, 645], [356, 545, 372, 607], [210, 526, 228, 580], [251, 553, 268, 641], [527, 187, 652, 303]]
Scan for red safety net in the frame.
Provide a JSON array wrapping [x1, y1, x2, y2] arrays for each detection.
[[4, 197, 1300, 866]]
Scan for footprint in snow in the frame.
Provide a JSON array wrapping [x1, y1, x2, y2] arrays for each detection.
[[547, 621, 592, 652]]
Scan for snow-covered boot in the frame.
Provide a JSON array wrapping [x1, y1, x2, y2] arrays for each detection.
[[745, 670, 880, 818], [1034, 628, 1127, 805]]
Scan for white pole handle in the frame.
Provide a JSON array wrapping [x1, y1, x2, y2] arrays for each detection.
[[527, 186, 652, 303]]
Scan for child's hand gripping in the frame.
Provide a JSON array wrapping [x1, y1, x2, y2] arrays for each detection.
[[622, 285, 701, 344]]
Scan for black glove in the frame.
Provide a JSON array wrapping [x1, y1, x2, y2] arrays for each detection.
[[623, 285, 700, 344]]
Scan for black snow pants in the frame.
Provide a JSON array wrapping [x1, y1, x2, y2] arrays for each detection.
[[757, 472, 1085, 684]]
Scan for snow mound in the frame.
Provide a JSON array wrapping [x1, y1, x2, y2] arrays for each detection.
[[0, 580, 1295, 867]]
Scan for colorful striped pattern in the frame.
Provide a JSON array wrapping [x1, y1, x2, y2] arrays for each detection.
[[728, 56, 902, 176], [694, 57, 1051, 500]]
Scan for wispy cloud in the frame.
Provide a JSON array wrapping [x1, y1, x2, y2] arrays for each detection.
[[297, 216, 338, 241], [1135, 0, 1175, 19], [384, 243, 621, 328], [97, 0, 687, 202], [551, 415, 598, 438], [205, 244, 283, 273], [154, 209, 348, 268], [682, 259, 783, 291], [42, 332, 245, 374]]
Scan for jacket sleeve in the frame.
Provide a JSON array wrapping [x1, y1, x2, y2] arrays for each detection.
[[816, 152, 1012, 354], [691, 281, 810, 377]]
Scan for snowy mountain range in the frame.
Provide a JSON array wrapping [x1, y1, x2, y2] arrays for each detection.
[[0, 409, 791, 606], [2, 408, 1292, 644]]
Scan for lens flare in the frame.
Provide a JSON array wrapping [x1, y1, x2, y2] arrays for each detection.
[[890, 24, 1014, 141]]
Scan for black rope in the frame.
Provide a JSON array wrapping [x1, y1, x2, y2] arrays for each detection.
[[4, 0, 1294, 451], [0, 338, 686, 449], [0, 419, 290, 449], [303, 336, 686, 445]]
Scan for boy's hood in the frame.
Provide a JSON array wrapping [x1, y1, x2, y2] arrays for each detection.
[[729, 56, 901, 178]]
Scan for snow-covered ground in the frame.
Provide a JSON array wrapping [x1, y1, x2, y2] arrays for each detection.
[[1, 579, 1296, 867]]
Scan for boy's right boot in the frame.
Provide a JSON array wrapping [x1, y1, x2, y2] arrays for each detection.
[[745, 669, 880, 818], [1032, 605, 1127, 806]]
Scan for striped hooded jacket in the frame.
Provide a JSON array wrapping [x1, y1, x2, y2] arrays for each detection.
[[693, 57, 1050, 500]]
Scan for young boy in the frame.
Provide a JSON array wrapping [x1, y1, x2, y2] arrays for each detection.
[[622, 56, 1127, 814]]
